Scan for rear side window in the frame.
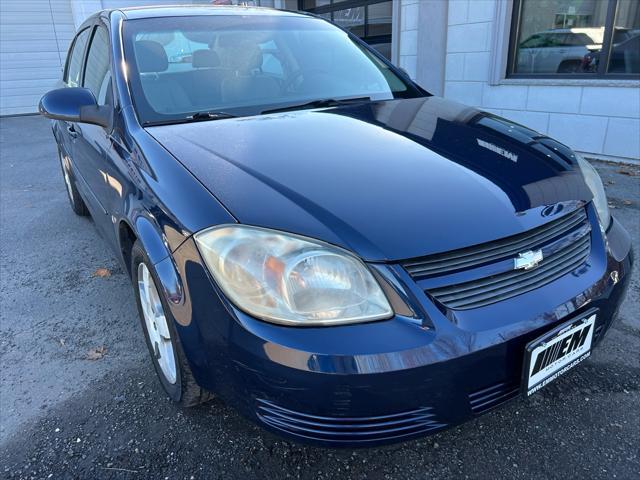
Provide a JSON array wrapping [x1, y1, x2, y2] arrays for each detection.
[[65, 28, 90, 86], [520, 34, 546, 48], [83, 26, 111, 105], [566, 33, 594, 46]]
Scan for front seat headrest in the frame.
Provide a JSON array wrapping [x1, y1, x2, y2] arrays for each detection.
[[192, 49, 221, 68], [226, 44, 263, 74], [134, 40, 168, 73]]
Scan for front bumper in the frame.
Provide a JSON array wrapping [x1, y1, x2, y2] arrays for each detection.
[[166, 215, 633, 447]]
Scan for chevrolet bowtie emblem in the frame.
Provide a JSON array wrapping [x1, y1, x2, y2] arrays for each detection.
[[514, 250, 544, 270]]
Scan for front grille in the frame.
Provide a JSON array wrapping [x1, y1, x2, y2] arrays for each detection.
[[430, 233, 590, 309], [256, 399, 446, 444], [469, 382, 520, 414], [403, 208, 592, 310], [404, 208, 587, 278]]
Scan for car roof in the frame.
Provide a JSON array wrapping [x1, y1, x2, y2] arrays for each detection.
[[537, 27, 604, 35], [114, 4, 306, 20]]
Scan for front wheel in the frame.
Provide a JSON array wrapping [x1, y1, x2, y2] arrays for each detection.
[[58, 150, 89, 216], [131, 241, 213, 407]]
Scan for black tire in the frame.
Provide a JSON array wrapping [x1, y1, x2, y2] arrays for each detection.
[[58, 149, 90, 216], [131, 240, 213, 407]]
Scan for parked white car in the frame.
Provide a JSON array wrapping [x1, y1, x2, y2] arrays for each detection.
[[516, 27, 604, 73]]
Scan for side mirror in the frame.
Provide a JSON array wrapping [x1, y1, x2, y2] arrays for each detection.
[[39, 87, 112, 129]]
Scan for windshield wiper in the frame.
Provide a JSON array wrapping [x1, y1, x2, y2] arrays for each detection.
[[143, 111, 238, 127], [261, 97, 372, 114], [189, 111, 237, 121]]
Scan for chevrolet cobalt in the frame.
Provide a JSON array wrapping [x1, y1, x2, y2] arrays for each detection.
[[39, 6, 633, 447]]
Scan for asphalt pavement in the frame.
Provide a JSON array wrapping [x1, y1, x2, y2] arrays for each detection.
[[1, 115, 638, 479]]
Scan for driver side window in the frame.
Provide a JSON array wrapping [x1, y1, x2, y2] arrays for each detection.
[[65, 28, 90, 87], [83, 26, 112, 106]]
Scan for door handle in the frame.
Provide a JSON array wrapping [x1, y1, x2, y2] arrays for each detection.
[[67, 124, 78, 138]]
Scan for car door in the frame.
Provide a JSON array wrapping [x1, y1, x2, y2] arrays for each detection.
[[517, 34, 545, 73], [59, 28, 91, 163], [73, 24, 118, 245], [536, 33, 566, 73]]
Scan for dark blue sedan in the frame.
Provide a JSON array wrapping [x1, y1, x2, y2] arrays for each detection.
[[39, 6, 633, 447]]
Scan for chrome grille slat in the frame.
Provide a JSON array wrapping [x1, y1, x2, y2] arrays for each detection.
[[404, 208, 587, 277], [404, 207, 592, 310], [434, 237, 590, 309], [469, 382, 520, 414], [432, 233, 590, 299], [437, 241, 589, 307], [256, 399, 447, 443], [441, 249, 589, 309], [262, 414, 438, 437], [406, 214, 584, 276], [258, 405, 437, 430]]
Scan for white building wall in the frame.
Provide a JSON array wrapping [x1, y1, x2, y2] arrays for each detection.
[[0, 0, 75, 115], [398, 0, 419, 80], [3, 0, 639, 163], [0, 0, 291, 116], [442, 0, 640, 161]]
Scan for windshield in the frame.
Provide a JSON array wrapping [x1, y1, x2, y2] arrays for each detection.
[[122, 14, 422, 125]]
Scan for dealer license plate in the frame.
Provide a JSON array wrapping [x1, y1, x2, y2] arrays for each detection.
[[524, 313, 596, 396]]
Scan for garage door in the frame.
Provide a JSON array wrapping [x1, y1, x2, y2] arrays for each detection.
[[1, 0, 75, 115]]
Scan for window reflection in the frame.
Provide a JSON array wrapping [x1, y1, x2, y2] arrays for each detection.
[[302, 0, 330, 8], [512, 0, 640, 76], [368, 1, 392, 37], [607, 0, 640, 73], [299, 0, 393, 60], [333, 7, 365, 37], [515, 0, 608, 75]]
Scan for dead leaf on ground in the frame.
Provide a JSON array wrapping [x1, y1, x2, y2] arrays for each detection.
[[92, 268, 111, 278], [86, 346, 107, 360], [623, 200, 633, 206], [617, 169, 638, 176]]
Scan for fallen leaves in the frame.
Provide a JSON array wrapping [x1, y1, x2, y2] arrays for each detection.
[[609, 199, 634, 209], [617, 169, 638, 176], [86, 346, 107, 361], [92, 268, 111, 278]]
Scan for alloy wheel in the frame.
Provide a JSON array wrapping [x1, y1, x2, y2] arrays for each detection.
[[59, 152, 73, 200], [137, 262, 177, 384]]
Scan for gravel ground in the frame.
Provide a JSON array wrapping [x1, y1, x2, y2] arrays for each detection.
[[1, 115, 638, 479]]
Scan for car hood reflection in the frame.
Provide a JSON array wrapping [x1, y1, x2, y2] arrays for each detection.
[[146, 96, 592, 261]]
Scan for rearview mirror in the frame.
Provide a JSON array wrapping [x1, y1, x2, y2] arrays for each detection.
[[38, 87, 112, 129]]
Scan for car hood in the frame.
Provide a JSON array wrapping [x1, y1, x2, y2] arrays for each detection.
[[147, 97, 592, 262]]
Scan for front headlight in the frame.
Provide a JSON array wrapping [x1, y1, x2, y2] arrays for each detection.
[[576, 154, 610, 231], [194, 225, 393, 326]]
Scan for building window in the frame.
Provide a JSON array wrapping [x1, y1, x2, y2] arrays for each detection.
[[299, 0, 393, 59], [507, 0, 639, 78]]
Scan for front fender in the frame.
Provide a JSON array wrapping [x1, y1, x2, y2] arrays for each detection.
[[133, 215, 184, 306], [135, 215, 171, 265]]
